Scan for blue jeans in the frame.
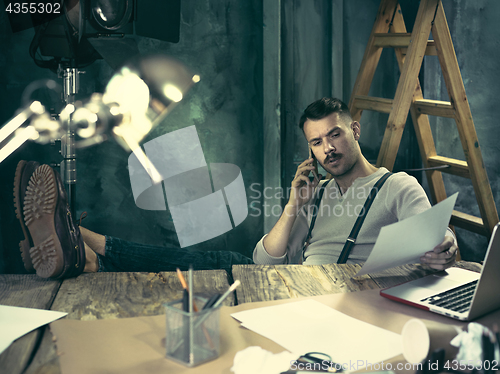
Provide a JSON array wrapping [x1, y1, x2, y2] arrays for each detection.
[[96, 236, 254, 274]]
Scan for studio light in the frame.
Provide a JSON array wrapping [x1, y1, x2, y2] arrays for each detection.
[[27, 0, 181, 70], [0, 55, 199, 184]]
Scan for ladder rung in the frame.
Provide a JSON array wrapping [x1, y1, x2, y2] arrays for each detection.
[[451, 210, 488, 236], [373, 33, 437, 55], [427, 156, 470, 178], [352, 95, 393, 114], [373, 33, 412, 47], [401, 44, 437, 56], [414, 99, 456, 118]]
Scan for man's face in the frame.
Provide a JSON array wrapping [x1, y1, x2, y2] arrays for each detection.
[[303, 113, 361, 178]]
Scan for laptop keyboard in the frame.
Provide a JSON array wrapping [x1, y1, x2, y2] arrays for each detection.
[[420, 279, 478, 313]]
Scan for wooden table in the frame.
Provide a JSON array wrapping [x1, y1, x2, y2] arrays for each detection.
[[0, 261, 485, 374], [233, 261, 483, 304]]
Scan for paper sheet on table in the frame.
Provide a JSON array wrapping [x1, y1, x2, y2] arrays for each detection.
[[231, 299, 402, 369], [355, 192, 458, 277], [0, 305, 67, 355]]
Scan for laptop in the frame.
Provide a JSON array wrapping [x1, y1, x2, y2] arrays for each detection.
[[380, 222, 500, 321]]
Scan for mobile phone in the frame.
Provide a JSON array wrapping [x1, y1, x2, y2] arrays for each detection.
[[308, 146, 319, 181]]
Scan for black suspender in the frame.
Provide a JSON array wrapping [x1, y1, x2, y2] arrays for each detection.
[[301, 172, 393, 264], [336, 171, 392, 263], [301, 178, 334, 260]]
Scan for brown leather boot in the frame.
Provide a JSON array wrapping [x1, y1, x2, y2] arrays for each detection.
[[13, 160, 40, 273], [23, 164, 85, 278]]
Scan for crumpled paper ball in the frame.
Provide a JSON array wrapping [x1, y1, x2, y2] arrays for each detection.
[[230, 346, 297, 374]]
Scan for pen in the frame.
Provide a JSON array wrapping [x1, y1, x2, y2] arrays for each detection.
[[211, 280, 241, 309], [182, 289, 189, 312], [194, 280, 241, 329], [202, 293, 221, 310]]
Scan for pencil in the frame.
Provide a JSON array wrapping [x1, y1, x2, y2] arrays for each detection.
[[176, 268, 188, 289]]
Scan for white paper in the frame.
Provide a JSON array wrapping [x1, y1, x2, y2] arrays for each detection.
[[0, 305, 67, 355], [355, 192, 458, 276], [231, 299, 402, 370]]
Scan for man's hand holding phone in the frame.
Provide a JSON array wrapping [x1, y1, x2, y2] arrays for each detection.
[[262, 153, 323, 258], [287, 157, 322, 215]]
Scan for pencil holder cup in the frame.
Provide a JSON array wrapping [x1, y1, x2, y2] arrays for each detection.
[[164, 298, 221, 367]]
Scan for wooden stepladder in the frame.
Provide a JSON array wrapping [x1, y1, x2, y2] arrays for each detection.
[[349, 0, 498, 238]]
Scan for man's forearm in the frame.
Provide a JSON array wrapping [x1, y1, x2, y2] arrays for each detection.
[[262, 204, 301, 257], [263, 156, 320, 258]]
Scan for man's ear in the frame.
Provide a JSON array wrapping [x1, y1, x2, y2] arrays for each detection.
[[351, 121, 361, 140]]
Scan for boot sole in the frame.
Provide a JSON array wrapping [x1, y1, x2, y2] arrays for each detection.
[[23, 165, 64, 278], [13, 160, 34, 272]]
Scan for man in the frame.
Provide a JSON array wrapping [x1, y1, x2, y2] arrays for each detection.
[[253, 97, 457, 268]]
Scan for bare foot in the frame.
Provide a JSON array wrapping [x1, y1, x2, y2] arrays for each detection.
[[83, 243, 99, 273], [80, 227, 106, 256]]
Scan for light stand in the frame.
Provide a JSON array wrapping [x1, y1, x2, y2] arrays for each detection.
[[59, 66, 80, 216]]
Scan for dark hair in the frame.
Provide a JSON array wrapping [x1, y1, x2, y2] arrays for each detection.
[[298, 97, 352, 131]]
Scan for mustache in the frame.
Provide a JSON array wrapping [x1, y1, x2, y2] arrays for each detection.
[[324, 153, 341, 163]]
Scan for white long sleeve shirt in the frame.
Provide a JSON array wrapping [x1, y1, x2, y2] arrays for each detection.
[[253, 167, 455, 265]]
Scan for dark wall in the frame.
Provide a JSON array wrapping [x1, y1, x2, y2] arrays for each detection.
[[0, 0, 263, 273]]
